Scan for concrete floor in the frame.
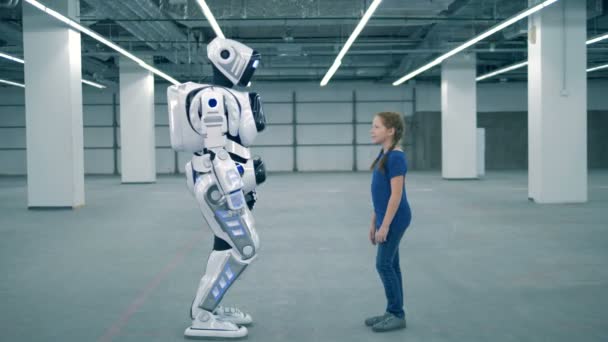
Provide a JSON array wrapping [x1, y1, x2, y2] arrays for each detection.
[[1, 171, 607, 342]]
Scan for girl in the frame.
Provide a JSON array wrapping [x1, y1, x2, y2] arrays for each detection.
[[364, 112, 411, 332]]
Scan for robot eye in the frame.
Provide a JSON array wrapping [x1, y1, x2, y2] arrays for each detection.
[[220, 50, 230, 59], [208, 98, 217, 108]]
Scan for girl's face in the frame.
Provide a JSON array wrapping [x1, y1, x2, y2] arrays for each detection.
[[370, 116, 394, 145]]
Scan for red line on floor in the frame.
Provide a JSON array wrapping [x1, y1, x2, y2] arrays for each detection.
[[98, 233, 204, 342]]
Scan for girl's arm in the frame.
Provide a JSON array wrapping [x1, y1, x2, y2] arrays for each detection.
[[369, 212, 377, 245], [381, 176, 404, 228], [378, 176, 404, 237]]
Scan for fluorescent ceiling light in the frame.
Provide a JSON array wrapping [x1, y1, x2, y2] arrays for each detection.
[[320, 0, 382, 86], [81, 79, 106, 89], [476, 61, 529, 81], [477, 31, 608, 81], [196, 0, 225, 39], [320, 61, 341, 87], [586, 32, 608, 45], [393, 0, 559, 86], [1, 51, 108, 89], [0, 78, 106, 89], [23, 0, 180, 85], [0, 79, 25, 88], [0, 52, 25, 64], [474, 61, 608, 81], [587, 63, 608, 73]]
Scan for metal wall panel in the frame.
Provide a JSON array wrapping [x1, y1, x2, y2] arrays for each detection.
[[251, 146, 293, 171], [155, 104, 169, 125], [83, 105, 113, 126], [357, 145, 381, 171], [0, 105, 26, 126], [297, 146, 353, 171], [255, 126, 293, 146], [296, 102, 352, 123], [84, 149, 114, 174], [0, 150, 26, 175], [156, 148, 175, 174], [0, 128, 25, 148], [264, 103, 293, 124], [84, 127, 113, 148], [356, 101, 412, 123], [297, 124, 353, 145], [155, 126, 171, 147]]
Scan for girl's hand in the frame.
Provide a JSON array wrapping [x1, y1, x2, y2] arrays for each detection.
[[369, 225, 376, 245], [375, 226, 389, 244]]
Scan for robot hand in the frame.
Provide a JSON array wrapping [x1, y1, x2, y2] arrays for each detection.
[[245, 156, 266, 210], [244, 191, 257, 210]]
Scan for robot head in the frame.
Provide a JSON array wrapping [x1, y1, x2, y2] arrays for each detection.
[[208, 38, 261, 88]]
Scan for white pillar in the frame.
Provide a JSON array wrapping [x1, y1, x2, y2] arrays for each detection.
[[528, 0, 587, 203], [441, 53, 477, 179], [119, 57, 156, 183], [23, 0, 84, 208]]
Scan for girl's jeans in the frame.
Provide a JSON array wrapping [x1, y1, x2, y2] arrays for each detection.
[[376, 224, 407, 319]]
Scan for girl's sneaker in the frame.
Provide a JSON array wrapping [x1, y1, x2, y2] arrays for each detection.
[[372, 313, 406, 332], [364, 312, 391, 326]]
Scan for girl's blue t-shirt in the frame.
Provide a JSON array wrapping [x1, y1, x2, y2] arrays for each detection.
[[371, 150, 411, 230]]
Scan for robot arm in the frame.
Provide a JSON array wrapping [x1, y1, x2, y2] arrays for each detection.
[[193, 89, 247, 211], [211, 149, 247, 211], [240, 156, 266, 210]]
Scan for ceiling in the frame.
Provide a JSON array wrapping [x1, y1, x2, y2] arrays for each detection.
[[0, 0, 607, 86]]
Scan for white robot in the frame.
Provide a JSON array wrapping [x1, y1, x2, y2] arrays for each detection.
[[167, 38, 266, 339]]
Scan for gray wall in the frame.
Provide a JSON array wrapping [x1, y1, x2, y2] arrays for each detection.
[[1, 80, 608, 175], [410, 111, 608, 170], [250, 81, 415, 172], [0, 81, 416, 175]]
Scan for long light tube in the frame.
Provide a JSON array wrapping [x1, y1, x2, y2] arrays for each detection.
[[587, 63, 608, 73], [320, 0, 382, 86], [23, 0, 180, 85], [81, 79, 106, 89], [0, 51, 107, 88], [0, 79, 25, 88], [586, 32, 608, 45], [477, 32, 608, 81], [196, 0, 225, 39], [476, 61, 529, 81], [393, 0, 559, 86], [0, 78, 108, 89], [0, 52, 24, 64], [320, 61, 341, 87]]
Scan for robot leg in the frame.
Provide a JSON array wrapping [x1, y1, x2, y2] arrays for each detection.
[[186, 249, 249, 339], [192, 172, 260, 260], [210, 237, 253, 325], [185, 173, 260, 339]]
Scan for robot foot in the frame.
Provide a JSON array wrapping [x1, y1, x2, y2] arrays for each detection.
[[185, 311, 248, 339], [213, 306, 253, 325]]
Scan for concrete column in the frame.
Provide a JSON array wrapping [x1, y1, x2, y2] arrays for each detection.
[[119, 57, 156, 183], [441, 53, 477, 179], [23, 0, 84, 208], [528, 0, 587, 203]]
